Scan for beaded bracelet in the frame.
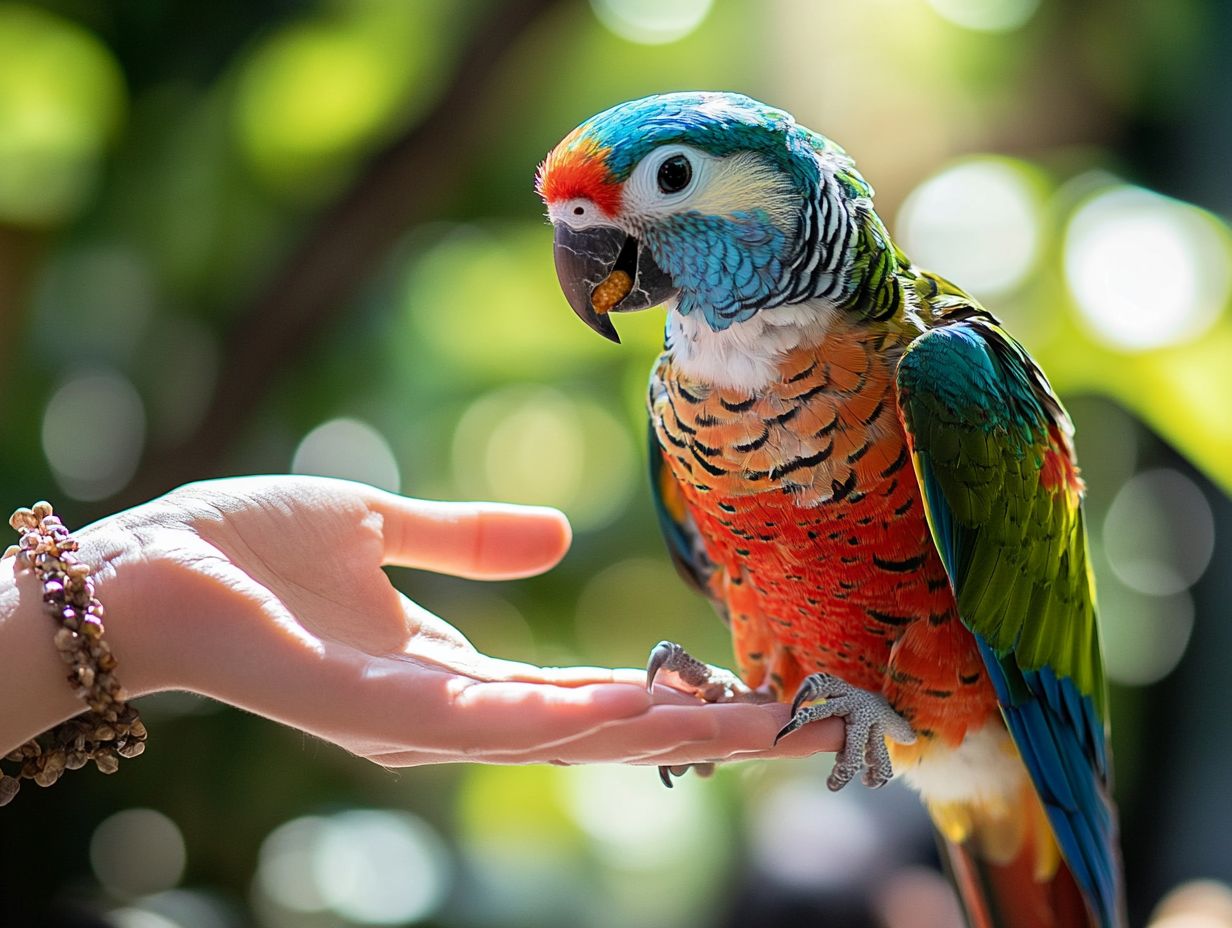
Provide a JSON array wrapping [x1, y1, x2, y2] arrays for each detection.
[[0, 502, 146, 806]]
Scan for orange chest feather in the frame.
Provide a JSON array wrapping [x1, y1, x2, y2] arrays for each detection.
[[650, 334, 998, 738]]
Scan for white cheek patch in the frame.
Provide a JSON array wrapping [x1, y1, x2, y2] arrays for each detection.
[[547, 198, 618, 231]]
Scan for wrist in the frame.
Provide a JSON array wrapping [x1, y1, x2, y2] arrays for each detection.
[[1, 504, 153, 793], [0, 507, 171, 754], [75, 515, 167, 699], [0, 554, 83, 753]]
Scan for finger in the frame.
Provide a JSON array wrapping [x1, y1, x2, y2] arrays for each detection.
[[367, 703, 723, 767], [437, 680, 724, 756], [371, 701, 840, 767], [365, 492, 572, 579], [465, 663, 651, 689], [350, 662, 707, 758], [632, 702, 843, 765]]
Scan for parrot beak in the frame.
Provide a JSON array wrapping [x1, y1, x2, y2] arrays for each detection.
[[552, 224, 678, 344]]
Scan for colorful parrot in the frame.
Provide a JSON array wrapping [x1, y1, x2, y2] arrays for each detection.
[[537, 92, 1122, 928]]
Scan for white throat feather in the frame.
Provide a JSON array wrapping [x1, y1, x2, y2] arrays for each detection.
[[665, 298, 841, 393]]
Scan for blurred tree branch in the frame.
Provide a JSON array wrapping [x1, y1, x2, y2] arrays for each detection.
[[119, 0, 559, 506]]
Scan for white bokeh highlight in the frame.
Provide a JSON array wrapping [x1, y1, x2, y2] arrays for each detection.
[[1097, 578, 1195, 686], [926, 0, 1040, 32], [255, 810, 451, 925], [564, 765, 718, 870], [315, 810, 450, 924], [90, 808, 187, 898], [452, 386, 635, 531], [748, 776, 884, 890], [42, 369, 145, 501], [1103, 468, 1215, 596], [1064, 186, 1232, 350], [897, 158, 1044, 297], [589, 0, 713, 44], [291, 417, 401, 492]]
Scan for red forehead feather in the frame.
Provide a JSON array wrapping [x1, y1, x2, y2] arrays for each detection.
[[535, 132, 623, 217]]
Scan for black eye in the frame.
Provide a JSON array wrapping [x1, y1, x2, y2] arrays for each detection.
[[657, 154, 692, 194]]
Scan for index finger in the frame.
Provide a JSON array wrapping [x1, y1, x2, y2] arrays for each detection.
[[366, 491, 572, 580]]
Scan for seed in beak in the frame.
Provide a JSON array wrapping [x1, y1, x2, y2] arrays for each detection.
[[591, 270, 634, 315]]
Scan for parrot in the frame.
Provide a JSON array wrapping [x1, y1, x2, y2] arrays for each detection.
[[536, 92, 1123, 928]]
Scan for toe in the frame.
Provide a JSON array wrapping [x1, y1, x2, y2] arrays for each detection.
[[827, 753, 859, 791], [862, 730, 893, 788], [882, 711, 917, 745]]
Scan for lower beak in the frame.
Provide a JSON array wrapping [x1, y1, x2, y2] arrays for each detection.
[[552, 224, 678, 344]]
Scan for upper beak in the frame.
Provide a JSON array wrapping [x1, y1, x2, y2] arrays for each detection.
[[552, 224, 678, 343]]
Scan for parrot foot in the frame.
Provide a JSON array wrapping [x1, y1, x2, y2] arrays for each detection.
[[645, 640, 765, 788], [775, 673, 916, 791], [645, 640, 747, 703]]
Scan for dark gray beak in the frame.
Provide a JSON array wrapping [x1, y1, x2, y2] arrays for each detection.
[[552, 224, 678, 344]]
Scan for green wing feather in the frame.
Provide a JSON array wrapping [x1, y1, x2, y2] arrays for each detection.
[[894, 309, 1121, 927]]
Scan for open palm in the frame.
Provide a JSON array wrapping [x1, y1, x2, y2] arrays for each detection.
[[80, 476, 838, 768]]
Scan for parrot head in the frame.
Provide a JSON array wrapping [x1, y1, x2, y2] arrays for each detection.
[[536, 91, 874, 343]]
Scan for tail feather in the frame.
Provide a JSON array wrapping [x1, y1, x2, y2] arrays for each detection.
[[941, 830, 1092, 928], [929, 783, 1103, 928]]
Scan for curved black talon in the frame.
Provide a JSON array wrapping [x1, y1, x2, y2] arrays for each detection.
[[656, 762, 716, 789], [646, 641, 680, 692], [774, 715, 806, 746]]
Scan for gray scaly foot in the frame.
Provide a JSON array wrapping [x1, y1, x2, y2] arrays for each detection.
[[645, 640, 746, 702], [775, 673, 916, 791], [645, 640, 751, 788]]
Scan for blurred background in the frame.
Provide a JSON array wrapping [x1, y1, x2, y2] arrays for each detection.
[[1, 0, 1230, 925]]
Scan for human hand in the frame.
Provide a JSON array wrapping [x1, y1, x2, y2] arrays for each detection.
[[35, 476, 840, 767]]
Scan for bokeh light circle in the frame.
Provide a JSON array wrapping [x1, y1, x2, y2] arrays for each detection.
[[106, 890, 232, 928], [0, 4, 125, 224], [925, 0, 1040, 32], [1151, 880, 1232, 928], [314, 810, 450, 925], [562, 765, 728, 927], [897, 158, 1045, 297], [748, 776, 883, 890], [452, 385, 635, 531], [1096, 577, 1194, 686], [589, 0, 713, 44], [1103, 468, 1214, 595], [255, 816, 331, 914], [1064, 186, 1232, 350], [42, 369, 146, 501], [103, 910, 181, 928], [564, 765, 717, 869], [255, 810, 451, 924], [90, 808, 187, 898], [291, 417, 401, 492]]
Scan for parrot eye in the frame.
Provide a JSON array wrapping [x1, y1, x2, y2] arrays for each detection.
[[656, 155, 692, 194]]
